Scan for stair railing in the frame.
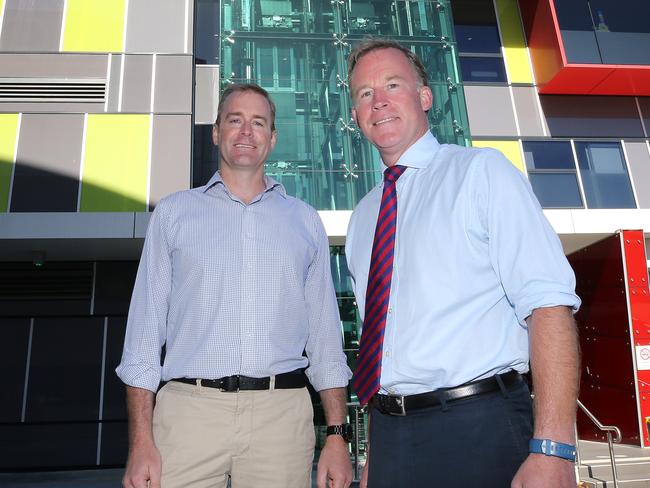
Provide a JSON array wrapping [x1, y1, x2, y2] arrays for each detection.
[[576, 399, 622, 488]]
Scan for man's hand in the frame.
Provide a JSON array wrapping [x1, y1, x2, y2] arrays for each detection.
[[511, 453, 576, 488], [122, 441, 162, 488], [316, 435, 353, 488]]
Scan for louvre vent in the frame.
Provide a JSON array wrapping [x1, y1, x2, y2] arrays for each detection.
[[0, 78, 106, 103], [0, 263, 93, 301]]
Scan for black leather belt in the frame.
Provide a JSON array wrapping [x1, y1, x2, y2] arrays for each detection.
[[372, 370, 524, 416], [171, 370, 306, 392]]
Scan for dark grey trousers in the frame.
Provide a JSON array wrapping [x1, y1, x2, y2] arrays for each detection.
[[367, 380, 533, 488]]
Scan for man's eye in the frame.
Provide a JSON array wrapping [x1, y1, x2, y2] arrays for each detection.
[[229, 118, 240, 124], [253, 121, 264, 127], [387, 83, 398, 89], [360, 90, 372, 98]]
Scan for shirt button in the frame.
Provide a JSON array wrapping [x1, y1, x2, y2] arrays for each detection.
[[388, 307, 393, 314], [385, 350, 390, 358]]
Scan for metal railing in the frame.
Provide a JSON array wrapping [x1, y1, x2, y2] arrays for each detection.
[[576, 399, 623, 488]]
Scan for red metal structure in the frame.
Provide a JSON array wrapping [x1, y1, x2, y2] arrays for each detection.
[[569, 231, 650, 447], [518, 0, 650, 96]]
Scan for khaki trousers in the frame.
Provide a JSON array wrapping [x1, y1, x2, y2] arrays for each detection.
[[153, 381, 315, 488]]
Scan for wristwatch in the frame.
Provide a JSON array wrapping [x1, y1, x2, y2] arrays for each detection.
[[326, 423, 354, 443]]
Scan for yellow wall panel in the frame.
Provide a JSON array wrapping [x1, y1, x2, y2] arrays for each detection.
[[494, 0, 534, 84], [80, 114, 150, 212], [62, 0, 125, 52], [0, 114, 19, 212], [472, 139, 525, 173]]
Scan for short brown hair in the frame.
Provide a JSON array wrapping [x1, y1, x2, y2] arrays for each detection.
[[348, 39, 429, 93], [215, 83, 277, 131]]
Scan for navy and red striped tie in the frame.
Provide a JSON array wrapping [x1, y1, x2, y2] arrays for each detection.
[[353, 164, 407, 406]]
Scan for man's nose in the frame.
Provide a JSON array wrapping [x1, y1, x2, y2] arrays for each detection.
[[372, 90, 388, 110], [240, 121, 252, 134]]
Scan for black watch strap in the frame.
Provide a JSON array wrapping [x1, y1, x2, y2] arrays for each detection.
[[326, 423, 353, 442]]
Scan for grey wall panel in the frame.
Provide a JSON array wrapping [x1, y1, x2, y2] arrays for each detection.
[[10, 114, 84, 212], [0, 102, 104, 113], [511, 86, 547, 137], [638, 98, 650, 137], [186, 0, 194, 55], [121, 55, 153, 113], [149, 115, 191, 207], [540, 95, 645, 138], [125, 0, 186, 54], [0, 53, 107, 78], [624, 141, 650, 209], [0, 0, 63, 52], [105, 54, 123, 113], [194, 65, 219, 124], [463, 85, 518, 137], [153, 55, 192, 113]]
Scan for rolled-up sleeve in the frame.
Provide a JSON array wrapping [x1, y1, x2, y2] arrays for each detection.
[[115, 201, 172, 392], [477, 149, 581, 326], [303, 210, 352, 391]]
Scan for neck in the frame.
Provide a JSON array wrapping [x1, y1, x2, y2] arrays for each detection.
[[219, 166, 266, 204]]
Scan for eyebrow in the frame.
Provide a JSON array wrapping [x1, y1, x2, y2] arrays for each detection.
[[352, 75, 407, 99]]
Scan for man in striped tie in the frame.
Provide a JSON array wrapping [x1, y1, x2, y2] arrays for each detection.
[[345, 39, 581, 488]]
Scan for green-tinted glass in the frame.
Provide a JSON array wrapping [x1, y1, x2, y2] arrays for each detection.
[[220, 0, 470, 212]]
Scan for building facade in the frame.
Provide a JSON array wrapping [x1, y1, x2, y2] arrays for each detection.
[[0, 0, 649, 471]]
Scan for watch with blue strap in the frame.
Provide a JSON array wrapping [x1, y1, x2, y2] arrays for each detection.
[[529, 438, 577, 462]]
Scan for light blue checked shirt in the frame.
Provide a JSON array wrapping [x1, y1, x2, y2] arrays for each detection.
[[346, 132, 581, 396], [117, 172, 351, 393]]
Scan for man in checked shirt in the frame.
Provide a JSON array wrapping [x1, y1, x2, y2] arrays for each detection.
[[117, 84, 353, 488]]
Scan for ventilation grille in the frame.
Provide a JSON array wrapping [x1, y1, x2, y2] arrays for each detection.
[[0, 263, 93, 301], [0, 78, 106, 103]]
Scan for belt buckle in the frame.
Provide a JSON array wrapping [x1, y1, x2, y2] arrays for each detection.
[[219, 375, 240, 392], [389, 395, 406, 416]]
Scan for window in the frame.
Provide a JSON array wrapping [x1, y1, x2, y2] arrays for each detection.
[[451, 0, 507, 82], [523, 141, 583, 208], [256, 46, 296, 91], [574, 142, 636, 209]]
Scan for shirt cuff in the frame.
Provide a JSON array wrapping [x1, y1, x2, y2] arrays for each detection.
[[305, 362, 352, 392], [115, 359, 161, 393]]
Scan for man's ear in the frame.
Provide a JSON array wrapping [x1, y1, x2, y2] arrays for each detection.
[[212, 123, 219, 146], [352, 106, 358, 125], [270, 130, 277, 150], [419, 86, 433, 112]]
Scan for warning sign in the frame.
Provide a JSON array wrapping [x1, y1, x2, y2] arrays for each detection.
[[636, 346, 650, 370]]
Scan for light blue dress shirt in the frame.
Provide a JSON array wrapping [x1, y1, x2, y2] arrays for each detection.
[[117, 172, 351, 393], [345, 132, 580, 396]]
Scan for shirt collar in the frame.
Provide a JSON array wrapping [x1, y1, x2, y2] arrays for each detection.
[[381, 131, 441, 171], [203, 171, 287, 198]]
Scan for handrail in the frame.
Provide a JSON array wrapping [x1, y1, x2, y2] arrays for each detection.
[[576, 399, 622, 488]]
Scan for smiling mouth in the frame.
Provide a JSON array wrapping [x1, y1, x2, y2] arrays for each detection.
[[234, 144, 255, 149], [373, 117, 397, 126]]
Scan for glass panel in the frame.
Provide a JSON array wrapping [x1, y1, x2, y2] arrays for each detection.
[[0, 319, 30, 422], [528, 173, 584, 209], [219, 0, 471, 209], [0, 424, 98, 469], [195, 0, 220, 64], [192, 125, 220, 188], [575, 142, 636, 209], [459, 56, 507, 82], [591, 0, 650, 65], [451, 0, 501, 54], [523, 141, 575, 170], [103, 317, 128, 421], [26, 317, 104, 422], [555, 0, 601, 63], [223, 0, 336, 34]]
